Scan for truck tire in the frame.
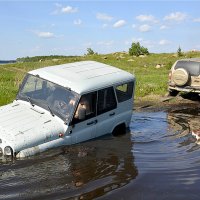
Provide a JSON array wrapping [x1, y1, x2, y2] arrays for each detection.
[[172, 68, 190, 86], [112, 123, 126, 136], [168, 89, 179, 97]]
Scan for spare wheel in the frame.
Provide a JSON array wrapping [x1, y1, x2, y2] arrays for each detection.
[[172, 68, 190, 86]]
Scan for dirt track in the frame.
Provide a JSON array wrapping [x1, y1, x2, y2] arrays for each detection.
[[134, 93, 200, 112]]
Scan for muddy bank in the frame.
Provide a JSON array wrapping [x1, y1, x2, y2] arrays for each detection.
[[134, 93, 200, 112]]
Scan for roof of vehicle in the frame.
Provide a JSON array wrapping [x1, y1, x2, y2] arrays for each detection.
[[177, 58, 200, 62], [29, 61, 135, 94]]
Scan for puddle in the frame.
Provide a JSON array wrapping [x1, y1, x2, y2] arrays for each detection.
[[0, 108, 200, 199]]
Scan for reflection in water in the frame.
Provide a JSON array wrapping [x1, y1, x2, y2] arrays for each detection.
[[2, 108, 200, 199], [0, 133, 138, 200], [115, 110, 200, 200]]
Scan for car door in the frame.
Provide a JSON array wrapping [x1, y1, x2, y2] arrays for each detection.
[[95, 87, 117, 138], [70, 92, 97, 144]]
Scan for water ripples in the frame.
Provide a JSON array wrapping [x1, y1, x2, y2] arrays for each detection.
[[1, 108, 200, 199]]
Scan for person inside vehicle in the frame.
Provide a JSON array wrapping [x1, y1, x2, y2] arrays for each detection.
[[74, 96, 90, 120], [47, 87, 76, 116]]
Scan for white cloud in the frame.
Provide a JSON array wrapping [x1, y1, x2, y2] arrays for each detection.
[[164, 12, 187, 22], [74, 19, 82, 25], [136, 14, 158, 23], [160, 25, 169, 30], [96, 13, 113, 21], [159, 39, 171, 45], [52, 4, 78, 15], [113, 20, 126, 28], [35, 31, 55, 39], [61, 6, 78, 13], [138, 24, 151, 32], [193, 18, 200, 22]]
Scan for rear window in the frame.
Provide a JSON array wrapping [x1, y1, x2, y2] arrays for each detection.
[[116, 82, 133, 103], [175, 61, 200, 76]]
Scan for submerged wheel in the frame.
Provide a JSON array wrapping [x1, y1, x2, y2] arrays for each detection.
[[168, 89, 179, 97], [112, 123, 126, 136], [172, 68, 190, 86]]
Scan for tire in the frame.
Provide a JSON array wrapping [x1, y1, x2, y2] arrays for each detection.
[[168, 89, 179, 97], [172, 68, 190, 86], [112, 123, 126, 136]]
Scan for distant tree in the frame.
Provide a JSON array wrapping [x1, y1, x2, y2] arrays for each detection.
[[16, 55, 75, 63], [86, 48, 97, 55], [129, 42, 149, 56], [177, 46, 183, 57]]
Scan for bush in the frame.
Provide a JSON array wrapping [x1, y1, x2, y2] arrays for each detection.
[[129, 42, 149, 56], [177, 46, 183, 57], [86, 48, 97, 55]]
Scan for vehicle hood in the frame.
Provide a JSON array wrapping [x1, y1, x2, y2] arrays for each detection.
[[0, 101, 65, 152]]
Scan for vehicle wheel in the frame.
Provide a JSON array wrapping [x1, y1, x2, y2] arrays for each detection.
[[172, 68, 190, 86], [112, 123, 126, 136], [168, 89, 179, 97]]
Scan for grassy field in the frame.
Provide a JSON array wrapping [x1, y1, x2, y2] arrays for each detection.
[[1, 51, 200, 106]]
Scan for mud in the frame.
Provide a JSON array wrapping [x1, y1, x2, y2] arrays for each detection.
[[134, 93, 200, 112]]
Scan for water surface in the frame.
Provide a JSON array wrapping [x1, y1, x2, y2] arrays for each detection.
[[1, 108, 200, 200]]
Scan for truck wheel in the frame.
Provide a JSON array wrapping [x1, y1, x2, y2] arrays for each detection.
[[112, 123, 126, 136], [168, 89, 179, 97]]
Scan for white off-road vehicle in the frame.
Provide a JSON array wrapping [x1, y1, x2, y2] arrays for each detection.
[[168, 58, 200, 96], [0, 61, 135, 158]]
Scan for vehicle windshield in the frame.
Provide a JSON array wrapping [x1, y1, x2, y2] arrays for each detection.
[[17, 74, 79, 123]]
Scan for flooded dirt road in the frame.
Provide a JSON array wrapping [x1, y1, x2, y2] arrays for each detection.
[[1, 104, 200, 200]]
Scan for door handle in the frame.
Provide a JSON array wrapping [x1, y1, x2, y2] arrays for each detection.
[[87, 120, 98, 125], [109, 112, 115, 116]]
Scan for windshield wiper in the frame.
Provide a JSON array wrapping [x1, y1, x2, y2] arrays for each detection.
[[27, 97, 34, 107], [47, 105, 55, 117]]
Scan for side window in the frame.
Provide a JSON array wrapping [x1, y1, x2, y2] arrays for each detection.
[[116, 82, 133, 103], [97, 87, 117, 115], [72, 92, 97, 124]]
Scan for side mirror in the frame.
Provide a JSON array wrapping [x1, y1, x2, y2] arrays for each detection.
[[78, 106, 86, 120]]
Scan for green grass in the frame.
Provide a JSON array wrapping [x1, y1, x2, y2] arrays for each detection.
[[0, 51, 200, 106]]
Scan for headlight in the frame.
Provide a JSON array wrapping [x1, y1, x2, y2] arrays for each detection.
[[4, 146, 13, 156], [0, 147, 3, 156]]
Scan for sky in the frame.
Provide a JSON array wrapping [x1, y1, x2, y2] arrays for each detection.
[[1, 0, 200, 60]]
